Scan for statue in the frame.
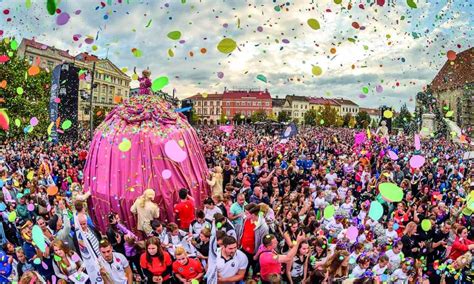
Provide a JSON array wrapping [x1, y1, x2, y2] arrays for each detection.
[[376, 120, 389, 141], [130, 189, 160, 235]]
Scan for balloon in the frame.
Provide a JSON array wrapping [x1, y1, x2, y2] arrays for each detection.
[[388, 150, 398, 160], [33, 258, 41, 265], [7, 211, 16, 222], [27, 204, 35, 211], [409, 155, 425, 168], [56, 13, 70, 26], [32, 225, 47, 252], [323, 205, 335, 219], [217, 38, 237, 54], [446, 50, 456, 61], [379, 183, 404, 202], [0, 110, 9, 131], [376, 85, 384, 93], [61, 120, 72, 130], [161, 169, 172, 179], [164, 140, 187, 162], [368, 201, 384, 221], [167, 31, 182, 40], [383, 110, 393, 119], [47, 184, 58, 196], [14, 118, 21, 127], [118, 138, 132, 152], [256, 74, 267, 83], [421, 219, 432, 231], [27, 171, 34, 180], [414, 134, 421, 150], [393, 223, 399, 230], [307, 18, 320, 30], [346, 226, 358, 241], [151, 77, 169, 92], [312, 66, 322, 76]]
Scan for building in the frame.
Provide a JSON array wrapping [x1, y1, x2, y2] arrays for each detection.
[[332, 98, 359, 116], [17, 39, 131, 122], [17, 38, 74, 70], [74, 53, 131, 121], [360, 107, 380, 124], [272, 97, 287, 118], [284, 95, 309, 123], [430, 47, 473, 132], [187, 93, 223, 124], [221, 89, 272, 119], [307, 97, 340, 114]]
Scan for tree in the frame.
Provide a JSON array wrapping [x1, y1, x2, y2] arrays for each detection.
[[219, 113, 228, 124], [335, 114, 344, 127], [251, 110, 267, 122], [355, 111, 371, 129], [278, 111, 290, 122], [232, 113, 245, 124], [342, 113, 352, 127], [370, 119, 378, 129], [320, 104, 339, 126], [392, 103, 412, 129], [304, 109, 319, 126], [190, 108, 199, 125], [267, 112, 277, 121], [349, 116, 357, 128], [0, 37, 52, 138], [92, 106, 112, 129]]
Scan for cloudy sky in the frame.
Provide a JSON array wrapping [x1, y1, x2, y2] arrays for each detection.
[[1, 0, 472, 110]]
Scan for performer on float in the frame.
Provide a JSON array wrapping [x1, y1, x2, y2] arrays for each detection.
[[376, 120, 389, 142], [130, 189, 160, 236]]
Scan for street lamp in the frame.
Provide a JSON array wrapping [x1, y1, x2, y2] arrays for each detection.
[[89, 61, 97, 140]]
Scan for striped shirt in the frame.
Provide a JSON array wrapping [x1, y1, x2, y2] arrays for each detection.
[[85, 230, 100, 258]]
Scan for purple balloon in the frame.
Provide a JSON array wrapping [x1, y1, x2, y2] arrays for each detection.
[[74, 10, 81, 15], [282, 39, 290, 44], [376, 85, 384, 93], [56, 13, 70, 26], [409, 155, 425, 168], [359, 94, 367, 98], [388, 150, 398, 160], [257, 26, 263, 32], [179, 40, 186, 44], [85, 37, 94, 44], [217, 72, 224, 79], [346, 226, 358, 241]]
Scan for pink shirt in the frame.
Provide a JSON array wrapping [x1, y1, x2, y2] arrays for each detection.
[[259, 249, 280, 280]]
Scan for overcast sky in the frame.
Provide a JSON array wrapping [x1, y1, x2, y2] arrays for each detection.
[[1, 0, 472, 110]]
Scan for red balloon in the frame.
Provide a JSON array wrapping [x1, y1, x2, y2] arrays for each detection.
[[447, 50, 456, 61]]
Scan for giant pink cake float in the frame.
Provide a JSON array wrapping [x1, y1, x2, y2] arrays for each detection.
[[83, 94, 209, 231]]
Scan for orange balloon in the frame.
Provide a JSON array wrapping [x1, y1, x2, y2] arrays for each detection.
[[446, 50, 456, 61], [28, 65, 40, 76], [330, 48, 336, 54], [200, 48, 207, 54], [96, 111, 102, 116], [0, 80, 6, 89], [189, 51, 194, 57], [113, 95, 122, 104], [47, 185, 58, 196]]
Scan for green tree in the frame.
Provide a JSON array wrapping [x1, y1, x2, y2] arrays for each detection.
[[370, 119, 378, 129], [277, 111, 290, 122], [92, 106, 112, 129], [304, 109, 319, 126], [190, 108, 199, 125], [251, 110, 267, 122], [233, 113, 245, 124], [392, 104, 412, 128], [342, 113, 352, 127], [0, 37, 52, 138], [320, 104, 338, 126], [219, 113, 228, 124], [267, 112, 277, 121], [355, 111, 371, 128]]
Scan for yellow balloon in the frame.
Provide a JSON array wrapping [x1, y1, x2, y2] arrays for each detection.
[[383, 110, 393, 119]]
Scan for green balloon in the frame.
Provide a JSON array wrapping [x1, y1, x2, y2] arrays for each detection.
[[307, 19, 320, 30], [368, 201, 384, 221], [151, 76, 169, 92], [379, 183, 404, 202], [217, 38, 237, 54], [167, 31, 182, 40], [323, 205, 335, 219], [62, 119, 72, 130], [421, 219, 432, 231], [362, 87, 369, 94], [46, 0, 56, 15]]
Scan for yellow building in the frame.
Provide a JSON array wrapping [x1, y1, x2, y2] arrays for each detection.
[[17, 39, 131, 122], [74, 53, 131, 121]]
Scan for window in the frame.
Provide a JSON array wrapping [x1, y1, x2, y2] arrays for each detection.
[[236, 102, 240, 106], [204, 109, 207, 115], [108, 97, 113, 104], [93, 96, 98, 102], [226, 102, 230, 106], [197, 101, 201, 106], [266, 102, 270, 106], [210, 101, 214, 106], [28, 56, 34, 64], [226, 111, 230, 115], [247, 111, 251, 115], [252, 102, 256, 106], [101, 96, 105, 103], [197, 109, 201, 115], [117, 89, 121, 95], [210, 109, 214, 115], [47, 61, 54, 70], [204, 101, 207, 106], [301, 105, 303, 109], [102, 85, 106, 93]]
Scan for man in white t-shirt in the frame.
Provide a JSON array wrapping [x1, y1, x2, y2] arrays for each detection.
[[385, 241, 403, 271], [98, 239, 133, 284], [216, 236, 248, 284], [325, 168, 338, 186]]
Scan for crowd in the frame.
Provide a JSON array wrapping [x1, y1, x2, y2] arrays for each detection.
[[0, 123, 473, 284]]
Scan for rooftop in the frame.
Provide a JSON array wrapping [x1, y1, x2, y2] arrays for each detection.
[[430, 47, 473, 92], [22, 38, 74, 59]]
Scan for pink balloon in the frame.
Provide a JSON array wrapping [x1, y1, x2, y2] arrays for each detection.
[[162, 169, 172, 179], [388, 150, 398, 160], [219, 125, 234, 134], [56, 13, 70, 26], [346, 226, 359, 241], [410, 155, 425, 168], [217, 72, 224, 79], [414, 134, 421, 150], [27, 204, 35, 211], [164, 140, 187, 163], [41, 261, 48, 270], [71, 253, 81, 262], [355, 132, 366, 145], [376, 85, 384, 93], [30, 117, 39, 126]]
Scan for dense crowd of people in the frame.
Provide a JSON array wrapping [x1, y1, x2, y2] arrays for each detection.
[[0, 123, 473, 283]]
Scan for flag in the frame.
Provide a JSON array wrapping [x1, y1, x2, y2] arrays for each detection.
[[281, 123, 298, 140]]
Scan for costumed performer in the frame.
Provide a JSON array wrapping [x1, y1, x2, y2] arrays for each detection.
[[130, 189, 160, 236]]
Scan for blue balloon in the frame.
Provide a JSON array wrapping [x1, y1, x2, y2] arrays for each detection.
[[0, 180, 3, 188], [0, 203, 6, 212], [393, 223, 399, 230]]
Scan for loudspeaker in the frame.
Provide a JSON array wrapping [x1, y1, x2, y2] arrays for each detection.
[[380, 106, 392, 133], [49, 63, 79, 142], [181, 99, 193, 122]]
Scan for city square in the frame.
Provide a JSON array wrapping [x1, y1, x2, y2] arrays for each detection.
[[0, 1, 473, 283]]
